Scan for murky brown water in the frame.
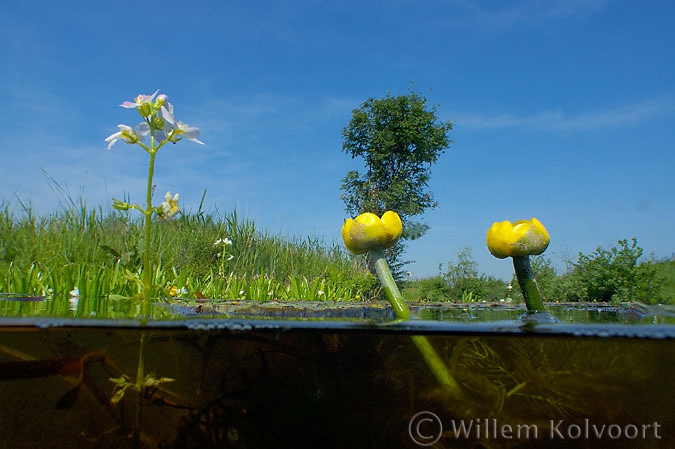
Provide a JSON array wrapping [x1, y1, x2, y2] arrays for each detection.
[[0, 317, 673, 449]]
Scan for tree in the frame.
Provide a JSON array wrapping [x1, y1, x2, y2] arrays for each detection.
[[444, 246, 479, 287], [443, 246, 509, 301], [340, 86, 453, 242]]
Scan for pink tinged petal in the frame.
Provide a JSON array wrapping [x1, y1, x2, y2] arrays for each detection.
[[120, 90, 159, 108], [136, 89, 159, 104]]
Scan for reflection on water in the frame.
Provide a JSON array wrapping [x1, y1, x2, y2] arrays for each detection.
[[0, 317, 673, 448]]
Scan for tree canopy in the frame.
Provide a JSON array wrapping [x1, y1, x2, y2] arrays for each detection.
[[340, 87, 453, 239]]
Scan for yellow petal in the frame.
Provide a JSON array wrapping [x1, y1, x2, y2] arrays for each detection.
[[486, 217, 550, 258], [486, 220, 514, 259], [381, 211, 403, 248], [341, 218, 364, 254], [341, 211, 403, 254]]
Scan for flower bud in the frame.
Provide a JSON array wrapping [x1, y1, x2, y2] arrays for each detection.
[[486, 217, 550, 259], [137, 101, 153, 118], [112, 199, 132, 211], [155, 94, 167, 107], [341, 211, 403, 254]]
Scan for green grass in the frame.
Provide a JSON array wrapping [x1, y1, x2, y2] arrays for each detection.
[[0, 199, 376, 318]]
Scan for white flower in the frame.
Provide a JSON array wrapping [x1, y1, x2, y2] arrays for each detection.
[[120, 90, 163, 118], [214, 237, 233, 246], [105, 124, 143, 149], [161, 103, 204, 145], [120, 90, 160, 109]]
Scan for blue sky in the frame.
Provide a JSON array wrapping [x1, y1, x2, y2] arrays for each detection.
[[1, 0, 674, 280]]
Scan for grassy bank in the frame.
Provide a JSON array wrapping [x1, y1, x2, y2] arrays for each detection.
[[0, 200, 376, 315]]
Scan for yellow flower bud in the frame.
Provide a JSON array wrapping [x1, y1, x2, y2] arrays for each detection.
[[486, 217, 550, 259], [341, 211, 403, 254]]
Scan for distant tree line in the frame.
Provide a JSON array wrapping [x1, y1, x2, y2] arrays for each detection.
[[403, 238, 674, 305]]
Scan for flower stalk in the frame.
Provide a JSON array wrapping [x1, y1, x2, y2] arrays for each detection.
[[106, 90, 203, 317], [141, 149, 157, 317], [512, 255, 545, 313], [370, 248, 461, 397], [342, 211, 461, 399], [370, 248, 410, 320]]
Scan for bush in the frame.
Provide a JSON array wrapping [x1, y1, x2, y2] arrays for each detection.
[[560, 238, 660, 304], [402, 275, 451, 302]]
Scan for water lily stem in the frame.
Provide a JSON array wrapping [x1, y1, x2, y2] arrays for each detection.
[[512, 255, 545, 313], [371, 248, 410, 320], [370, 248, 462, 399]]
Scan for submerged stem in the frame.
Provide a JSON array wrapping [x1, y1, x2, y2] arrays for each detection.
[[370, 248, 462, 399], [132, 332, 147, 449]]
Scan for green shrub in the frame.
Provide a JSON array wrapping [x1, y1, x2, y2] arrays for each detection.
[[553, 238, 661, 304]]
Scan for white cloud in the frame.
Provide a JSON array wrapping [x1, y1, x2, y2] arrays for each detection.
[[458, 94, 675, 131], [434, 0, 608, 33]]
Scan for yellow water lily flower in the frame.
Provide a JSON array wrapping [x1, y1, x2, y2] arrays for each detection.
[[341, 211, 403, 254], [486, 217, 550, 259]]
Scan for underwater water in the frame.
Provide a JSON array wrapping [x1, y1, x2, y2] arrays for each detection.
[[0, 303, 674, 449]]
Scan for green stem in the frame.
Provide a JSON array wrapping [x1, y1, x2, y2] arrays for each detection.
[[512, 255, 545, 313], [371, 248, 410, 321], [370, 248, 462, 399], [142, 149, 157, 317]]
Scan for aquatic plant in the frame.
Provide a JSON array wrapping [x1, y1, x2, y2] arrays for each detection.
[[342, 211, 462, 398], [105, 91, 205, 447], [486, 217, 552, 317], [106, 90, 203, 315]]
